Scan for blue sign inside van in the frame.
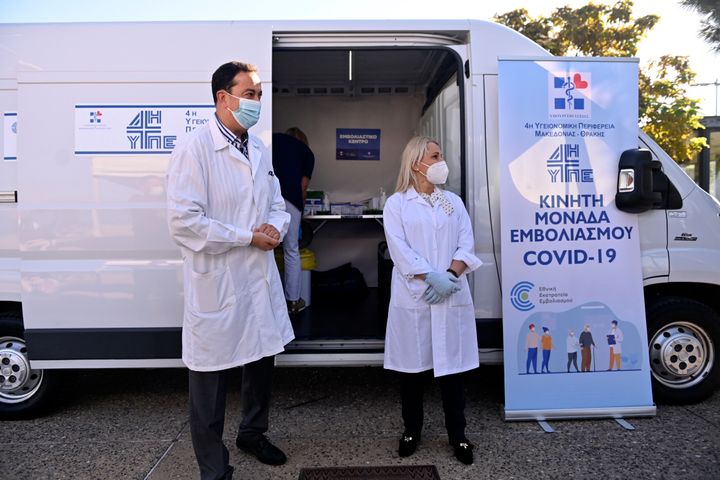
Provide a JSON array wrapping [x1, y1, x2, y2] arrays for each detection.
[[336, 128, 380, 160]]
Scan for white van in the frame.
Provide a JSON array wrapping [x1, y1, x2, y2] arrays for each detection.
[[1, 20, 719, 417]]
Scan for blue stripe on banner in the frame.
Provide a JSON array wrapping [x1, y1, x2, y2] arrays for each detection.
[[75, 105, 213, 109], [75, 151, 172, 155], [4, 157, 17, 160], [4, 113, 17, 117]]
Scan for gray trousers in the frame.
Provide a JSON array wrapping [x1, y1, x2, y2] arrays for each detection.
[[283, 200, 302, 301], [188, 355, 275, 480]]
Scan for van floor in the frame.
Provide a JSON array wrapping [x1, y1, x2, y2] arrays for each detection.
[[289, 288, 388, 339]]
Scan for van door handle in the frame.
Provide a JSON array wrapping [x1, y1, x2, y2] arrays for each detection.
[[0, 191, 17, 203]]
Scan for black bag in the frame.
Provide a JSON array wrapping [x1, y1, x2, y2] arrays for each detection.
[[312, 263, 369, 304]]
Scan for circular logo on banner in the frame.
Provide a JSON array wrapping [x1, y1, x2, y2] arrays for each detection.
[[510, 281, 535, 311]]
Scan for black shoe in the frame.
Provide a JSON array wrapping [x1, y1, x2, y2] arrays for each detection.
[[235, 434, 287, 465], [398, 433, 420, 457], [451, 439, 474, 465], [287, 298, 306, 315]]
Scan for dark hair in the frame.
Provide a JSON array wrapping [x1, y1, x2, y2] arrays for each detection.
[[211, 61, 258, 104], [611, 320, 618, 325]]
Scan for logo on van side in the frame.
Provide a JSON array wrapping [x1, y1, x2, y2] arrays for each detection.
[[546, 143, 593, 183], [89, 111, 103, 124], [548, 72, 591, 119], [126, 110, 177, 151]]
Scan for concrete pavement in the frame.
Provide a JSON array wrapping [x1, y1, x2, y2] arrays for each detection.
[[4, 366, 719, 479]]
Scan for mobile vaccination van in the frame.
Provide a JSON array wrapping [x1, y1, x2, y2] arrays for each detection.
[[1, 20, 718, 417]]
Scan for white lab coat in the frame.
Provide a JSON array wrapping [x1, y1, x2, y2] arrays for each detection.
[[608, 326, 624, 353], [383, 187, 482, 377], [167, 120, 294, 372]]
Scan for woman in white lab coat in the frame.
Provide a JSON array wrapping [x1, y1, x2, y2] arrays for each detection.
[[383, 136, 482, 465]]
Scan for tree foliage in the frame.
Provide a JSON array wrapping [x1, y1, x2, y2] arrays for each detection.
[[494, 0, 707, 163], [681, 0, 720, 53], [639, 56, 707, 160]]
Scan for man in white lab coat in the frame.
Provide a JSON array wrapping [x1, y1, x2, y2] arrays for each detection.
[[167, 61, 294, 480]]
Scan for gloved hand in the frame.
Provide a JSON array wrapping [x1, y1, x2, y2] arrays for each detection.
[[424, 271, 460, 298], [422, 285, 443, 305]]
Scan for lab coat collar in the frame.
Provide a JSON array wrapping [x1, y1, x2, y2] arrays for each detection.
[[210, 116, 231, 152], [406, 186, 434, 207], [406, 186, 420, 200]]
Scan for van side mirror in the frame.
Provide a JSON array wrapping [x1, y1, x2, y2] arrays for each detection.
[[615, 148, 681, 213]]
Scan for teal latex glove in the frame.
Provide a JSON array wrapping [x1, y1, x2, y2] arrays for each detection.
[[422, 285, 443, 304], [424, 271, 460, 298]]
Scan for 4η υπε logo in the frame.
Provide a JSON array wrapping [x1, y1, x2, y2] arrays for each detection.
[[546, 143, 593, 183], [126, 110, 177, 151]]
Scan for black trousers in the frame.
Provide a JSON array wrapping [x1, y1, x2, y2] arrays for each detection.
[[188, 355, 275, 480], [567, 352, 579, 372], [399, 370, 467, 445]]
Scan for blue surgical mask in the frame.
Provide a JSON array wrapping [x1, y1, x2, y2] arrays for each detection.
[[226, 93, 261, 129]]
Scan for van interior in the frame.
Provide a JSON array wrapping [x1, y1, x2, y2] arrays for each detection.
[[272, 47, 464, 346]]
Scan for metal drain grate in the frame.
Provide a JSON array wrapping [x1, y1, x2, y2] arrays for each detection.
[[298, 465, 441, 480]]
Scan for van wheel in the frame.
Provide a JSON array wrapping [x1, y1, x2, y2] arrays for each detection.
[[0, 312, 54, 419], [647, 298, 720, 404]]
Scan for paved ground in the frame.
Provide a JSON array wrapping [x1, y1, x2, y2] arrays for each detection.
[[4, 365, 719, 479]]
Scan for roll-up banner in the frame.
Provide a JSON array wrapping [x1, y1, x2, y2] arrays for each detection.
[[498, 57, 655, 420]]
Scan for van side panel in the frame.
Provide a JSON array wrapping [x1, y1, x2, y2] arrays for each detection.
[[9, 23, 273, 364], [464, 21, 547, 322], [0, 71, 19, 302], [667, 187, 720, 285]]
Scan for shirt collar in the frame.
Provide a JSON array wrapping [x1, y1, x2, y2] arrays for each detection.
[[212, 113, 248, 152]]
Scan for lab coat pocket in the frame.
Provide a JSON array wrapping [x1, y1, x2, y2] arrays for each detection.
[[189, 266, 236, 313], [393, 275, 428, 308], [448, 279, 472, 307]]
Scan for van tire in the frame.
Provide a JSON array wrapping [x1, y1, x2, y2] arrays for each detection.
[[0, 311, 55, 419], [647, 297, 720, 404]]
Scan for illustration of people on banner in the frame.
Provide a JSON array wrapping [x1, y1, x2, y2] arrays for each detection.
[[515, 303, 641, 375]]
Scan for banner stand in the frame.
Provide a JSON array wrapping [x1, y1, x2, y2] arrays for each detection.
[[503, 405, 656, 421]]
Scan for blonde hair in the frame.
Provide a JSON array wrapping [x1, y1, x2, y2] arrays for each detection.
[[395, 136, 439, 193], [285, 127, 309, 146]]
